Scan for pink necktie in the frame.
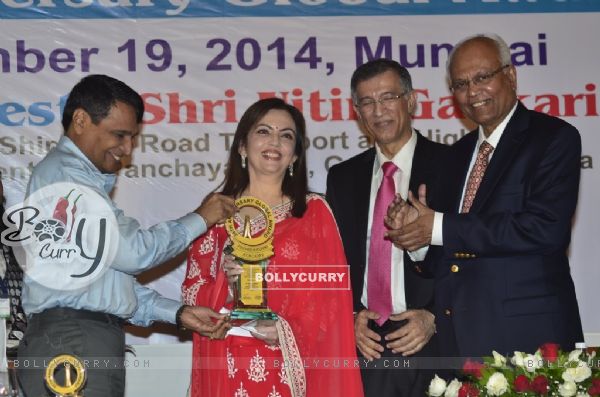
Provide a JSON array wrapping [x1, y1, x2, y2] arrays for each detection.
[[368, 161, 398, 326], [461, 141, 494, 213]]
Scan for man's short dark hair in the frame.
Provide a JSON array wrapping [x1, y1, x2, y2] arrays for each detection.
[[350, 59, 413, 103], [61, 74, 144, 132]]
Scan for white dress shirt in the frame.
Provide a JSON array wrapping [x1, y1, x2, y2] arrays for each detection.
[[362, 130, 418, 314], [431, 102, 518, 245]]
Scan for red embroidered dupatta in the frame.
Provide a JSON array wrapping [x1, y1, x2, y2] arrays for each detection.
[[182, 195, 364, 397]]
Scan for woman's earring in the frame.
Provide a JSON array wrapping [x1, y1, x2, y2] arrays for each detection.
[[241, 154, 246, 169], [288, 163, 293, 177]]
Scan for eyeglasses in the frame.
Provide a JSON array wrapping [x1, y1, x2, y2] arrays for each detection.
[[450, 65, 510, 93], [355, 91, 408, 113]]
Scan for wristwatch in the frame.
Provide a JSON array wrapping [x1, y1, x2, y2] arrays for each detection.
[[176, 305, 189, 331]]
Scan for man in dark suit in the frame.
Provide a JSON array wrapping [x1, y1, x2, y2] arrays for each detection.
[[326, 59, 447, 397], [390, 33, 584, 359]]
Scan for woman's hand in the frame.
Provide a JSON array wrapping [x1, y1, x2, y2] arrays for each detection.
[[223, 254, 243, 285], [250, 319, 279, 346], [223, 255, 243, 303]]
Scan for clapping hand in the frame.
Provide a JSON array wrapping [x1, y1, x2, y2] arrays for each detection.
[[385, 184, 427, 230], [385, 194, 418, 231], [386, 184, 435, 251]]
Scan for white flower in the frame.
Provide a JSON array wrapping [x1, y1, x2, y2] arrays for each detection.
[[444, 379, 462, 397], [576, 393, 591, 397], [524, 353, 543, 373], [558, 381, 577, 397], [562, 362, 592, 383], [569, 349, 583, 362], [428, 374, 447, 396], [486, 372, 509, 396], [511, 351, 525, 367], [491, 351, 507, 368]]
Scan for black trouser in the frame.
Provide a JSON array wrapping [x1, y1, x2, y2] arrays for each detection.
[[17, 307, 126, 397], [360, 318, 439, 397]]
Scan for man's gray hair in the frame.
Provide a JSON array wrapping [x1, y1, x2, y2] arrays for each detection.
[[446, 33, 513, 73]]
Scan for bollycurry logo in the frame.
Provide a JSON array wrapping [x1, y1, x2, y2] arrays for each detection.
[[1, 182, 119, 291]]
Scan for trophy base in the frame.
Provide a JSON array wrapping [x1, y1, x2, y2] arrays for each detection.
[[230, 309, 278, 325]]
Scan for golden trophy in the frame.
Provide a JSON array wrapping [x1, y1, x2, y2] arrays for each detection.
[[44, 354, 86, 397], [224, 197, 278, 324]]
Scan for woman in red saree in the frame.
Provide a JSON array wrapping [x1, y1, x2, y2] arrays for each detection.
[[182, 98, 363, 397]]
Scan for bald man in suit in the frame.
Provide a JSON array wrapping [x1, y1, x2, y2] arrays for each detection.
[[389, 33, 583, 359]]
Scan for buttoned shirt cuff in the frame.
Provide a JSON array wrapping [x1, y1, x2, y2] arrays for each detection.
[[431, 212, 444, 246], [153, 298, 182, 324], [177, 212, 207, 239], [408, 246, 428, 262]]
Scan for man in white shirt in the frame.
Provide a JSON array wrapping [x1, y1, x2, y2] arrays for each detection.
[[326, 59, 448, 397]]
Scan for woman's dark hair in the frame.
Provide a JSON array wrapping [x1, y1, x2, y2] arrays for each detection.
[[220, 97, 308, 218]]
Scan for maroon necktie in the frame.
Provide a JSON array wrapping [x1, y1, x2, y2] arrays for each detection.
[[368, 161, 398, 326], [462, 141, 494, 213]]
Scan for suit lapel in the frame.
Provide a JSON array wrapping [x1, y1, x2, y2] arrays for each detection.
[[409, 132, 432, 194], [470, 102, 530, 213], [355, 149, 376, 268]]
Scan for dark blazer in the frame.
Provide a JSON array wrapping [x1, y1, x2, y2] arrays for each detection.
[[430, 102, 584, 358], [326, 131, 448, 313]]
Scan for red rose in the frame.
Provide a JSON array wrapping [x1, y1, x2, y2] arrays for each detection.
[[589, 386, 600, 396], [530, 375, 549, 395], [463, 359, 485, 379], [513, 374, 531, 393], [588, 378, 600, 396], [539, 343, 560, 363], [458, 383, 480, 397]]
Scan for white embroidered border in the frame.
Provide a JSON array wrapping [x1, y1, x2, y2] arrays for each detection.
[[276, 317, 306, 397]]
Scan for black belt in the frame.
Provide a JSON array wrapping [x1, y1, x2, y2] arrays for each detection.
[[368, 318, 409, 334], [33, 307, 125, 327]]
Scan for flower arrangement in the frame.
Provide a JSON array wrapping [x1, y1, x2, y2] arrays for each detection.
[[428, 344, 600, 397]]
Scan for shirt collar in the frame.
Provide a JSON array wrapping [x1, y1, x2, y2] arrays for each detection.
[[58, 135, 117, 193], [477, 101, 518, 148], [374, 129, 417, 174]]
